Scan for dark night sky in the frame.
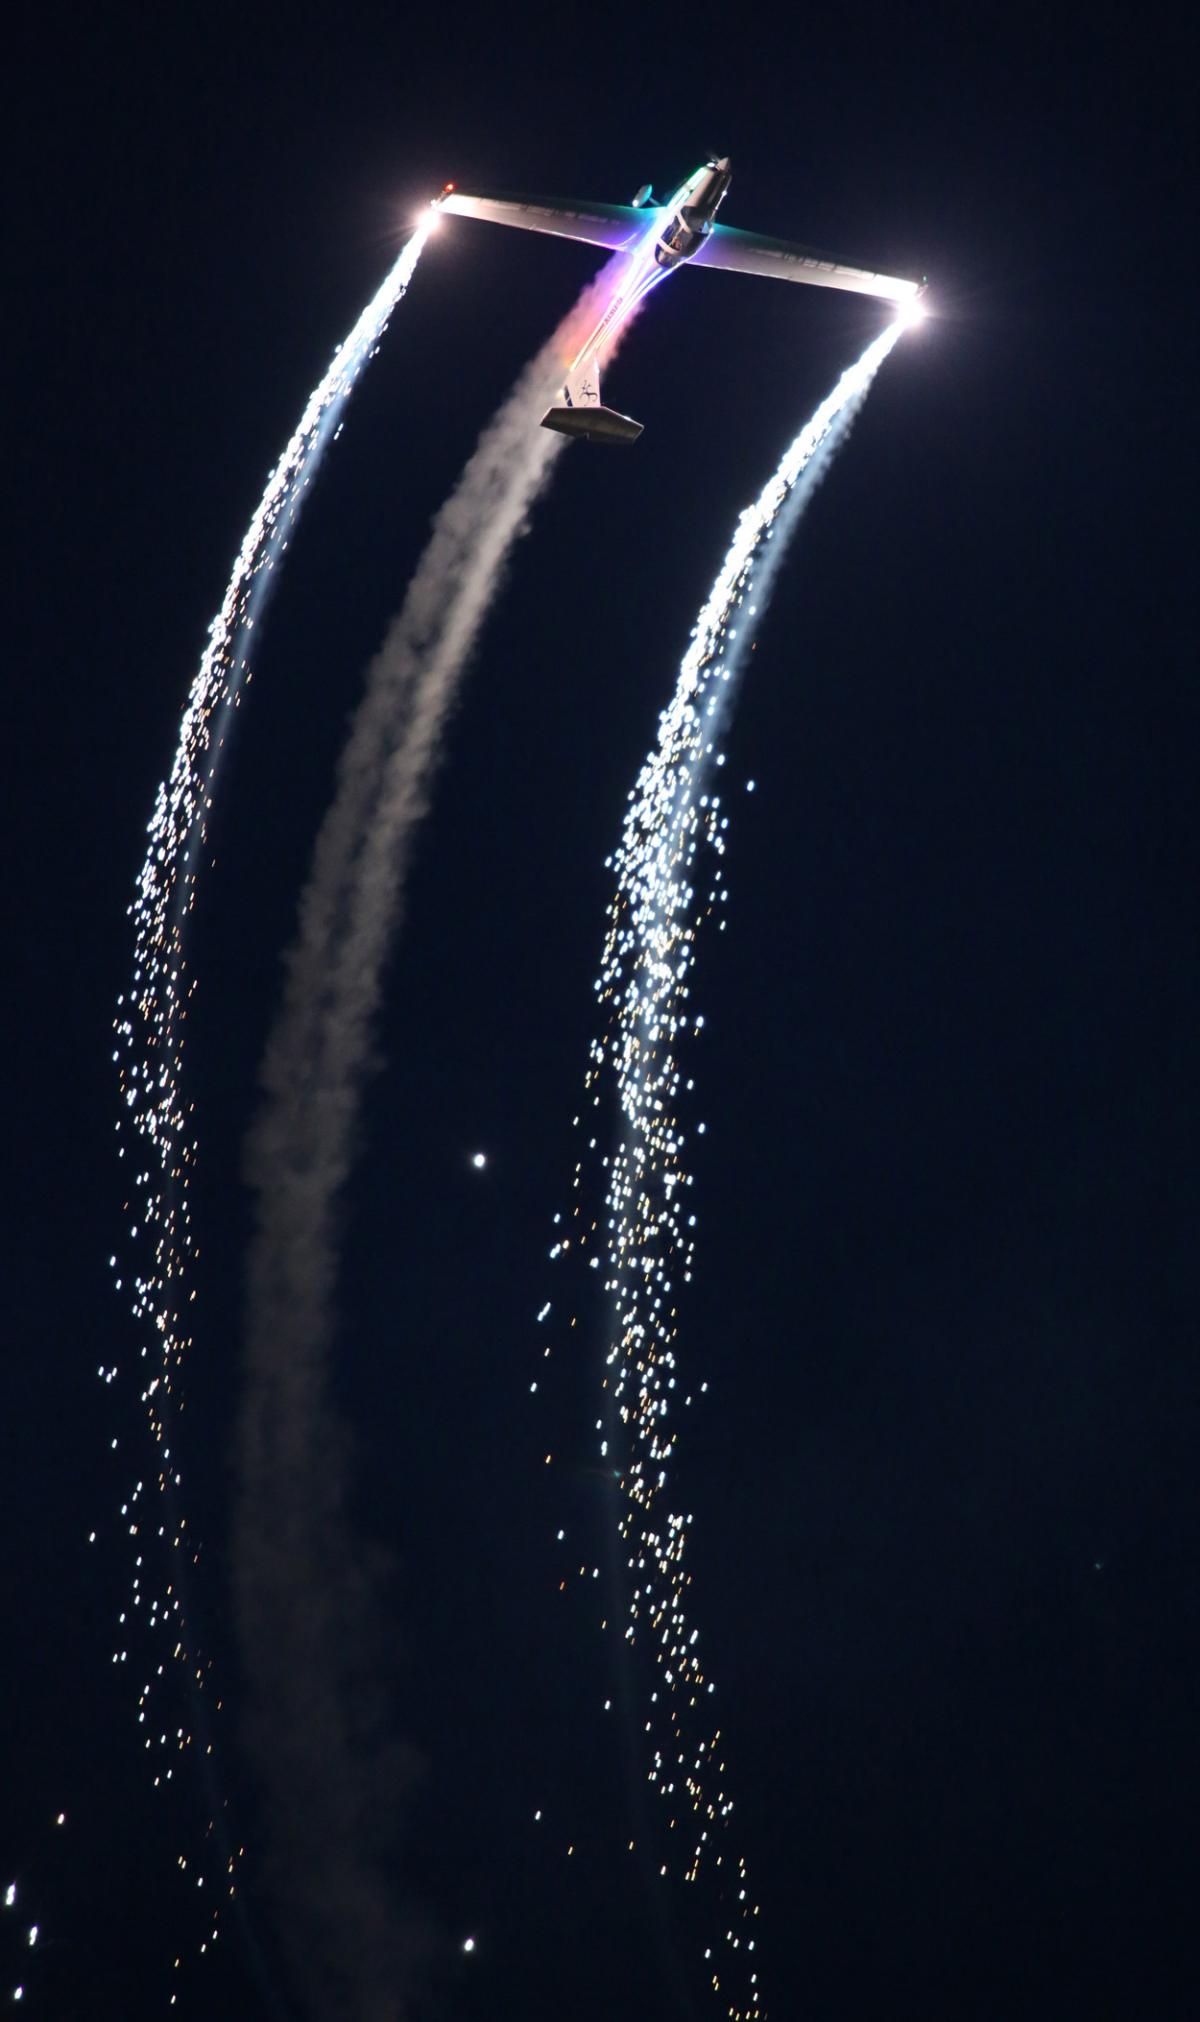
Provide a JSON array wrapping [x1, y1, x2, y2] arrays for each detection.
[[4, 3, 1198, 2017]]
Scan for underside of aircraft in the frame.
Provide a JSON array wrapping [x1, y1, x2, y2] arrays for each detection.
[[436, 161, 924, 442]]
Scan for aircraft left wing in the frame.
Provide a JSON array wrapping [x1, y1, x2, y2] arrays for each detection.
[[438, 189, 647, 252], [695, 224, 923, 303]]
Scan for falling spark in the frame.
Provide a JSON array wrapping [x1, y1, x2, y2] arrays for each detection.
[[108, 216, 431, 1982], [551, 319, 904, 2020]]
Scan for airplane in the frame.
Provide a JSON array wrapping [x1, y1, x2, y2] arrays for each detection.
[[434, 158, 925, 443]]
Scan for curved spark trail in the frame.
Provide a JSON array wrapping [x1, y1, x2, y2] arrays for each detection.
[[552, 319, 905, 2019], [108, 219, 430, 1990]]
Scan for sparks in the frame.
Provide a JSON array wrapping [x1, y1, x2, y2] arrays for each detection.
[[549, 320, 903, 2020], [108, 219, 431, 1988]]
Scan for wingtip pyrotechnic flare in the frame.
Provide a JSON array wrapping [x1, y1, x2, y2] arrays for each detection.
[[896, 289, 930, 329], [423, 182, 461, 231]]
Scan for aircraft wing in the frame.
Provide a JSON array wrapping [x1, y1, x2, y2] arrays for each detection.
[[695, 224, 923, 303], [438, 189, 646, 252]]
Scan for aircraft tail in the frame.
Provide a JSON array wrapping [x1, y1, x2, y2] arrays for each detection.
[[540, 356, 643, 444], [541, 404, 643, 443]]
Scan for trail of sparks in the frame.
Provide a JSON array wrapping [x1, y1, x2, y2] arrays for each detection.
[[108, 219, 431, 1994], [549, 319, 905, 2019], [2, 1815, 64, 2008]]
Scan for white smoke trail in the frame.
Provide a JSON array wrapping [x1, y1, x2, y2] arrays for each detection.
[[235, 252, 641, 2021], [108, 222, 429, 1986], [553, 318, 905, 2022]]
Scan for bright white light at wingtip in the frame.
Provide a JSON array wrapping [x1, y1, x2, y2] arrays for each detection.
[[896, 293, 929, 329]]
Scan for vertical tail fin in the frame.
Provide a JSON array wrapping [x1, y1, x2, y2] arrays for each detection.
[[563, 359, 602, 409]]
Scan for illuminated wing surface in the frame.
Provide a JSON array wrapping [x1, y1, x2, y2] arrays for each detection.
[[438, 190, 646, 252], [695, 224, 922, 302]]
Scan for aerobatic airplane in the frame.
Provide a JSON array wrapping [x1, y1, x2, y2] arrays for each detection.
[[435, 158, 925, 443]]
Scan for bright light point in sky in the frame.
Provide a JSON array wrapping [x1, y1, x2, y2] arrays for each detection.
[[462, 1936, 476, 1954], [4, 1886, 14, 1909], [471, 1151, 487, 1170]]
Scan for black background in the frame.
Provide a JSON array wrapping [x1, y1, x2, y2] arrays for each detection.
[[4, 2, 1197, 2016]]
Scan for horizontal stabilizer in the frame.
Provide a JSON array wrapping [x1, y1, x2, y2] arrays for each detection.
[[540, 404, 644, 445]]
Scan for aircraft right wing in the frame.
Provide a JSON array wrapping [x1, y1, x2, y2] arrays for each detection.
[[695, 223, 923, 302], [438, 189, 647, 252]]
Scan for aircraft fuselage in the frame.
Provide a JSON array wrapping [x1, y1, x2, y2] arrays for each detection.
[[653, 158, 732, 270]]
